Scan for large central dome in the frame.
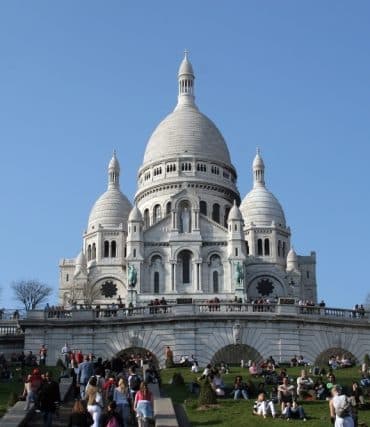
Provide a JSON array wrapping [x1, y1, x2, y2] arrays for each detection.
[[142, 52, 232, 168], [143, 105, 232, 165]]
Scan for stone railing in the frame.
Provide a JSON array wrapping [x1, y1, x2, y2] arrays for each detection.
[[0, 320, 24, 335], [20, 302, 369, 324]]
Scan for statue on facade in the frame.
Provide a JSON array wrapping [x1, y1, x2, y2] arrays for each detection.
[[234, 262, 244, 285], [128, 265, 137, 287], [180, 206, 190, 233]]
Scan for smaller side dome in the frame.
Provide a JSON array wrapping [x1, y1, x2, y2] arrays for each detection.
[[286, 247, 298, 272], [128, 205, 143, 222], [240, 151, 286, 227], [228, 200, 243, 221], [75, 250, 87, 267], [74, 251, 87, 278], [88, 153, 132, 231]]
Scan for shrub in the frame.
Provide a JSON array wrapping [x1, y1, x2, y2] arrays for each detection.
[[171, 372, 185, 386], [198, 378, 217, 406]]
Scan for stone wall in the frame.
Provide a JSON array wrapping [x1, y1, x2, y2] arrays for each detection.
[[21, 306, 370, 367]]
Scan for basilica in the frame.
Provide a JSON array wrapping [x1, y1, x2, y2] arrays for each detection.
[[59, 53, 317, 307]]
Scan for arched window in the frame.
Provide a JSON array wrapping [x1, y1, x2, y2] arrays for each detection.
[[144, 209, 150, 228], [124, 245, 127, 258], [181, 251, 191, 283], [200, 201, 207, 215], [111, 241, 117, 258], [212, 203, 220, 223], [87, 245, 92, 261], [154, 272, 160, 294], [277, 240, 281, 257], [133, 248, 136, 258], [92, 243, 96, 259], [153, 204, 161, 223], [213, 271, 219, 293], [246, 241, 250, 255], [264, 238, 270, 256], [257, 239, 263, 256], [235, 248, 239, 256], [104, 241, 109, 258], [224, 206, 230, 227], [166, 202, 172, 215], [282, 242, 286, 258]]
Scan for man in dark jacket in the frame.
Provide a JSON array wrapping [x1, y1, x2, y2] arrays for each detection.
[[38, 372, 61, 427]]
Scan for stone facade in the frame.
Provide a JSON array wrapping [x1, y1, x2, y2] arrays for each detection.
[[22, 306, 369, 366], [59, 53, 317, 307]]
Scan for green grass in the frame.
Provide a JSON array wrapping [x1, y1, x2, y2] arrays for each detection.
[[161, 366, 370, 427]]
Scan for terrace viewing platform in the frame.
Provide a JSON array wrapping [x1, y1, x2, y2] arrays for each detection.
[[18, 300, 369, 327]]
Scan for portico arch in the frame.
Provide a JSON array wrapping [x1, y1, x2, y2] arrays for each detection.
[[315, 347, 357, 366], [211, 344, 263, 365]]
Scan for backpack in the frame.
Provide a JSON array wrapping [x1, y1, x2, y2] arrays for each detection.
[[129, 374, 141, 391], [106, 415, 119, 427], [337, 398, 352, 418]]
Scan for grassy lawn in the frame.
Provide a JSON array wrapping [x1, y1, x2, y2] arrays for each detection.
[[161, 366, 370, 427]]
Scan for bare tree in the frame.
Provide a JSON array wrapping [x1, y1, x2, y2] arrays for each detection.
[[82, 281, 101, 306], [11, 280, 52, 311]]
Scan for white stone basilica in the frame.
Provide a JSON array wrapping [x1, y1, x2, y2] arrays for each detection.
[[59, 53, 317, 307]]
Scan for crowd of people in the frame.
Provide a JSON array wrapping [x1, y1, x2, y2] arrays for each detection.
[[19, 348, 160, 427], [185, 354, 370, 425]]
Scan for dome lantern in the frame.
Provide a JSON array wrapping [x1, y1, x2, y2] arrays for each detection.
[[253, 148, 265, 188], [176, 50, 196, 109], [108, 150, 120, 189]]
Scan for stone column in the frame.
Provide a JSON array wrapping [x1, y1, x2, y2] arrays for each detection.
[[170, 261, 176, 292], [249, 226, 256, 256]]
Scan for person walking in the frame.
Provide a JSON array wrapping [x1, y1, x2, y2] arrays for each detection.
[[38, 372, 60, 427]]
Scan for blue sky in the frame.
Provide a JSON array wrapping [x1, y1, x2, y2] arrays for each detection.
[[0, 1, 369, 309]]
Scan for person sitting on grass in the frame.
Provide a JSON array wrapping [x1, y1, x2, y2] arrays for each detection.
[[232, 375, 249, 400], [210, 371, 226, 397], [253, 392, 276, 418], [278, 377, 296, 412], [282, 400, 307, 421], [297, 369, 314, 399]]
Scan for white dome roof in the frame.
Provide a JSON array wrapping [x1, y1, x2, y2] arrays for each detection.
[[287, 247, 297, 262], [228, 200, 243, 221], [178, 53, 194, 76], [75, 250, 87, 266], [128, 205, 143, 222], [88, 153, 132, 231], [108, 151, 120, 172], [143, 105, 232, 165], [88, 188, 132, 230], [241, 151, 286, 227], [241, 186, 286, 227]]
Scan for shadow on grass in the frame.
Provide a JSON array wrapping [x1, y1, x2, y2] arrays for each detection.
[[192, 421, 223, 426]]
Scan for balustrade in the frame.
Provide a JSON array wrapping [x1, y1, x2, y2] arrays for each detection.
[[13, 303, 369, 329]]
